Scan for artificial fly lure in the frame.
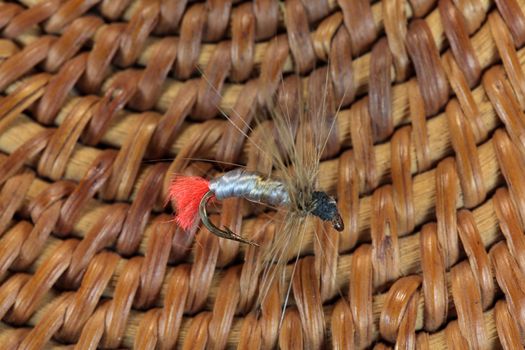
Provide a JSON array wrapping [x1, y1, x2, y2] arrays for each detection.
[[169, 69, 346, 252], [163, 70, 354, 335], [168, 66, 347, 327], [169, 168, 344, 246]]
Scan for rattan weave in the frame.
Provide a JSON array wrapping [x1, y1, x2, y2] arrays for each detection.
[[0, 0, 525, 349]]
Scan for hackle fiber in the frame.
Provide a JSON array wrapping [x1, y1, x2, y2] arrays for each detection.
[[0, 0, 525, 349], [169, 176, 211, 230]]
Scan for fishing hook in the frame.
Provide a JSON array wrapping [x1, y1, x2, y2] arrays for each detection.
[[198, 190, 260, 246]]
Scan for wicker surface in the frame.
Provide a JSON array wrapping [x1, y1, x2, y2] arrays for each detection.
[[0, 0, 525, 349]]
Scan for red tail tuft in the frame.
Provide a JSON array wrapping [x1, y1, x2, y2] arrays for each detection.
[[169, 176, 211, 230]]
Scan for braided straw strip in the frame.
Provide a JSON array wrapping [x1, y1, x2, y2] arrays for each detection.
[[0, 19, 523, 259], [0, 0, 512, 164], [0, 216, 517, 348], [0, 305, 507, 349], [0, 0, 516, 202], [0, 0, 525, 349], [0, 0, 520, 284], [9, 0, 456, 82], [0, 0, 512, 179], [0, 19, 525, 349]]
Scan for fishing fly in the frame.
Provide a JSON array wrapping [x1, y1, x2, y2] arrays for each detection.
[[168, 67, 346, 321], [169, 67, 345, 249], [169, 168, 344, 246]]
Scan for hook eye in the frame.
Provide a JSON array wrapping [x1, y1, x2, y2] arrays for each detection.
[[198, 191, 260, 246], [331, 212, 344, 231]]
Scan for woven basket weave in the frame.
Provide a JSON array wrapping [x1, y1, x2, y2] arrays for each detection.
[[0, 0, 525, 348]]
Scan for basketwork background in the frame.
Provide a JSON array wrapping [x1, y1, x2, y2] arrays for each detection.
[[0, 0, 524, 348]]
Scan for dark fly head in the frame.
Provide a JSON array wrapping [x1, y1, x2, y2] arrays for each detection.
[[309, 191, 344, 231]]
